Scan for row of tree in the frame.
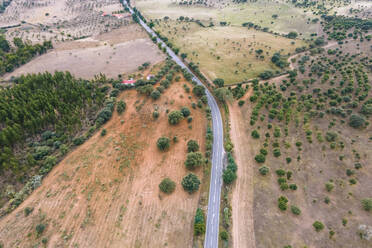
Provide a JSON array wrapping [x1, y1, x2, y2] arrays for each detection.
[[0, 36, 52, 76]]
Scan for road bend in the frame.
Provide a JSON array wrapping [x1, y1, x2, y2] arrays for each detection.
[[122, 2, 225, 247]]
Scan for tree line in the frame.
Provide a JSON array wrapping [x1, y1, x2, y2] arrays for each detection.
[[0, 35, 52, 76]]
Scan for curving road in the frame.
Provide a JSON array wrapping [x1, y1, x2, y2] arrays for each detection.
[[122, 2, 225, 247]]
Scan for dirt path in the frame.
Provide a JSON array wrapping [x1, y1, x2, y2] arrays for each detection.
[[229, 89, 256, 248]]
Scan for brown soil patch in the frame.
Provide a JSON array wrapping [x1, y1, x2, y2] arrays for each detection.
[[0, 81, 207, 247], [2, 27, 165, 80]]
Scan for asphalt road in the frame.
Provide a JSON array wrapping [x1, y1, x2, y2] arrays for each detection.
[[123, 2, 225, 247]]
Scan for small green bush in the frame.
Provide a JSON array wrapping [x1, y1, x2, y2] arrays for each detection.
[[251, 130, 260, 139], [36, 223, 46, 236], [361, 198, 372, 211], [273, 148, 281, 157], [276, 169, 286, 177], [157, 137, 170, 151], [291, 205, 301, 215], [278, 196, 288, 211], [255, 154, 265, 163], [181, 107, 191, 117], [153, 110, 159, 119], [168, 110, 184, 125], [187, 140, 199, 152], [313, 221, 324, 231], [185, 152, 204, 170], [159, 178, 176, 194], [259, 166, 269, 175], [220, 230, 228, 241], [117, 100, 126, 114], [325, 182, 334, 192], [24, 207, 34, 217], [101, 129, 107, 136]]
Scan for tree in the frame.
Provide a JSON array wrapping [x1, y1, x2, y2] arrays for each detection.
[[187, 140, 199, 152], [214, 88, 232, 103], [157, 137, 170, 151], [361, 198, 372, 211], [313, 221, 324, 231], [193, 85, 206, 97], [278, 196, 288, 211], [181, 107, 191, 117], [349, 114, 365, 128], [213, 78, 224, 88], [159, 178, 176, 194], [259, 166, 269, 175], [182, 173, 201, 193], [287, 31, 298, 39], [150, 90, 161, 100], [181, 53, 187, 60], [168, 110, 184, 125], [117, 100, 126, 114], [255, 154, 265, 163], [251, 130, 260, 139], [185, 152, 204, 170]]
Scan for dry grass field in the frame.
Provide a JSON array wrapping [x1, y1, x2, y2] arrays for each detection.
[[155, 21, 306, 84], [0, 0, 129, 43], [0, 77, 207, 247], [2, 24, 165, 80], [228, 38, 372, 248], [133, 0, 320, 37]]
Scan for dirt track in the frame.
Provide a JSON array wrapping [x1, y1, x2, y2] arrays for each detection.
[[229, 89, 256, 248]]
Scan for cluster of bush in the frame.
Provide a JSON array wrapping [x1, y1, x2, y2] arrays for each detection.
[[222, 153, 237, 185], [194, 208, 206, 236]]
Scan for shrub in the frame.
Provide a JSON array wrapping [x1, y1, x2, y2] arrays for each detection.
[[182, 173, 201, 193], [349, 114, 365, 128], [259, 166, 269, 175], [153, 110, 159, 119], [273, 148, 281, 157], [159, 178, 176, 194], [325, 182, 334, 192], [238, 100, 245, 106], [187, 116, 193, 123], [251, 130, 260, 139], [313, 221, 324, 231], [193, 85, 206, 97], [361, 198, 372, 211], [255, 154, 265, 163], [24, 207, 34, 217], [73, 136, 85, 146], [187, 140, 199, 152], [101, 129, 107, 136], [213, 78, 224, 88], [117, 100, 126, 114], [168, 110, 184, 125], [194, 208, 206, 235], [220, 230, 228, 240], [185, 152, 204, 170], [276, 169, 286, 177], [223, 168, 237, 184], [150, 90, 161, 100], [260, 148, 268, 156], [181, 107, 191, 117], [325, 132, 337, 142], [278, 196, 288, 211], [291, 205, 301, 215], [289, 184, 297, 190], [36, 223, 46, 236], [157, 137, 170, 151]]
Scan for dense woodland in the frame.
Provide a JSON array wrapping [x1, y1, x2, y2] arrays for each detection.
[[0, 72, 108, 210], [0, 35, 52, 76]]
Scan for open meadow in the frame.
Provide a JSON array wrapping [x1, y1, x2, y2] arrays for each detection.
[[155, 21, 306, 84]]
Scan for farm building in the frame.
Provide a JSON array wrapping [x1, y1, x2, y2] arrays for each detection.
[[121, 79, 136, 86]]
